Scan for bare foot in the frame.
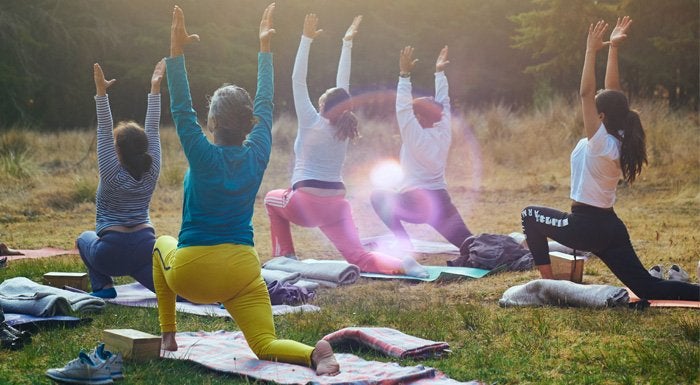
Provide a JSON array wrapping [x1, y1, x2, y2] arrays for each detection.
[[0, 243, 23, 256], [161, 332, 178, 351], [311, 340, 339, 375], [402, 257, 429, 278]]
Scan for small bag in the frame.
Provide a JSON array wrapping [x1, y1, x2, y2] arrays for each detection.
[[549, 251, 584, 283]]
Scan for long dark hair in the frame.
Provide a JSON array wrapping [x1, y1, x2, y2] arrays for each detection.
[[322, 87, 359, 142], [595, 90, 647, 183], [114, 121, 152, 180], [207, 84, 256, 146]]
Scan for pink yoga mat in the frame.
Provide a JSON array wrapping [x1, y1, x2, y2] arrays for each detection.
[[3, 248, 78, 261], [626, 288, 700, 309]]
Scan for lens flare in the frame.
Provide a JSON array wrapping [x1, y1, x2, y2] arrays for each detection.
[[370, 160, 404, 189]]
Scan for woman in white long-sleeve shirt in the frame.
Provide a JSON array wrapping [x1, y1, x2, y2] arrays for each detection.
[[265, 14, 426, 277], [371, 46, 473, 251]]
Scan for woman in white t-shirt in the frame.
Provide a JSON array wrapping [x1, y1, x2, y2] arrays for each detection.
[[264, 14, 426, 277], [521, 17, 699, 301]]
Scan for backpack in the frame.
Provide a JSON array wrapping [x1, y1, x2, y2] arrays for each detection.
[[448, 233, 533, 271]]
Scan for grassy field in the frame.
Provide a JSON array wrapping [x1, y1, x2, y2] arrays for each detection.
[[0, 97, 698, 384]]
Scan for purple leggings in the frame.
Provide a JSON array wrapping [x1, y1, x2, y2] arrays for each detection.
[[370, 188, 472, 248]]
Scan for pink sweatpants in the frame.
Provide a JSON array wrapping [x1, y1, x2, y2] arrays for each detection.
[[264, 188, 405, 274]]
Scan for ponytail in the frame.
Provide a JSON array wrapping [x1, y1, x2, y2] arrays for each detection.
[[322, 87, 359, 142], [331, 110, 359, 142], [114, 122, 152, 180], [620, 110, 647, 184], [595, 90, 647, 184]]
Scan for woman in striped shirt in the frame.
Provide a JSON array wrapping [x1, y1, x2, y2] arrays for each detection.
[[76, 60, 164, 299]]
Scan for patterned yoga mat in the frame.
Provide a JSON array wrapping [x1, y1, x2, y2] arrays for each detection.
[[108, 282, 320, 316], [162, 330, 481, 385]]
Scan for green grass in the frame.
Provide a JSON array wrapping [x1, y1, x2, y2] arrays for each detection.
[[0, 99, 698, 384]]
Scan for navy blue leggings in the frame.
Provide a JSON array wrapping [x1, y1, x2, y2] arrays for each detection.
[[77, 228, 156, 292], [521, 204, 699, 301]]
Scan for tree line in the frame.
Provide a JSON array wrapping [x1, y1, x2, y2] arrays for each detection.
[[0, 0, 697, 130]]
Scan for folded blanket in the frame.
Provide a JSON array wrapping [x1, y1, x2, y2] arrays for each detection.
[[4, 313, 84, 327], [108, 283, 320, 316], [260, 268, 320, 291], [323, 327, 450, 359], [262, 257, 360, 287], [0, 277, 105, 316], [499, 279, 629, 308], [162, 330, 478, 385]]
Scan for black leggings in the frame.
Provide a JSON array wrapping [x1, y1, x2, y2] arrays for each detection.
[[521, 204, 700, 301]]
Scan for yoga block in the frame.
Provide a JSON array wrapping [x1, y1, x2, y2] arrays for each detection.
[[549, 251, 584, 283], [103, 329, 161, 361], [43, 272, 89, 291]]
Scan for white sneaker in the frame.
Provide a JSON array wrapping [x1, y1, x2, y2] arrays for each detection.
[[648, 264, 664, 279], [91, 343, 123, 381], [668, 264, 690, 282], [46, 351, 113, 385]]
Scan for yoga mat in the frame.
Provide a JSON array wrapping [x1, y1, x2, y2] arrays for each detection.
[[361, 265, 490, 282], [162, 330, 479, 385], [3, 248, 78, 261], [362, 235, 460, 255], [626, 288, 700, 309], [4, 313, 84, 327], [323, 327, 450, 359], [108, 283, 320, 316]]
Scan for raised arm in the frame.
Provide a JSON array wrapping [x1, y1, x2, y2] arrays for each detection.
[[93, 63, 120, 181], [580, 20, 608, 139], [145, 59, 164, 176], [166, 5, 211, 165], [336, 15, 362, 91], [434, 45, 450, 107], [246, 3, 275, 163], [605, 16, 632, 91], [396, 46, 422, 141], [292, 14, 322, 127]]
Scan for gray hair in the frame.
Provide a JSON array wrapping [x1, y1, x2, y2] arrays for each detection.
[[207, 84, 255, 146]]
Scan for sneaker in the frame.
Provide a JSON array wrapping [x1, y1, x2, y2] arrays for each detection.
[[91, 343, 123, 381], [1, 321, 31, 344], [668, 264, 690, 282], [0, 325, 22, 350], [46, 351, 113, 384], [648, 264, 664, 279], [90, 287, 117, 299]]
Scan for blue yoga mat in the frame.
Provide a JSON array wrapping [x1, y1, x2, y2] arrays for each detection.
[[361, 265, 490, 282], [4, 313, 83, 327]]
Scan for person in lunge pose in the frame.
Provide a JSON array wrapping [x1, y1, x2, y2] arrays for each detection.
[[264, 13, 427, 277], [370, 45, 473, 251], [153, 5, 339, 375], [76, 59, 165, 298], [520, 17, 699, 300]]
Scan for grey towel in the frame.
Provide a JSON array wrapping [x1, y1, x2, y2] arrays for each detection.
[[0, 277, 105, 316], [262, 257, 360, 287], [260, 268, 320, 291], [499, 279, 629, 308]]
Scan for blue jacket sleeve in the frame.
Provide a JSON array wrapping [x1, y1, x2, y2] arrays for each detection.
[[244, 52, 274, 168], [165, 55, 213, 169]]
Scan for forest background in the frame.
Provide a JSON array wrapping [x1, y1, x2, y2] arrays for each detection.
[[1, 0, 698, 130]]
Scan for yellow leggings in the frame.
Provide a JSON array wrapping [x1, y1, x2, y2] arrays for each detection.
[[152, 235, 313, 366]]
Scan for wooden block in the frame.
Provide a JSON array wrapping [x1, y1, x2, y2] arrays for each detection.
[[103, 329, 161, 361], [43, 272, 89, 291], [549, 251, 584, 283]]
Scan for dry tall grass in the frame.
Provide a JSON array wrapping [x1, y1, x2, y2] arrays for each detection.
[[0, 97, 698, 384]]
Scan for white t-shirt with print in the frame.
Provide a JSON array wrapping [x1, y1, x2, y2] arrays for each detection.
[[570, 123, 622, 208]]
